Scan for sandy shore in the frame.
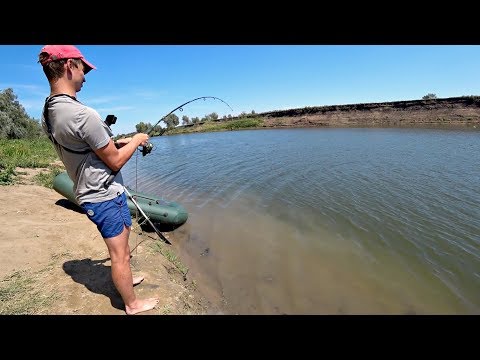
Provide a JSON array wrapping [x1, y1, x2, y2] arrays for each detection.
[[0, 169, 215, 315]]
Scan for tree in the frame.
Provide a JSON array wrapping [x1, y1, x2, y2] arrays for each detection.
[[422, 93, 437, 100], [207, 112, 218, 121], [152, 124, 163, 134], [181, 115, 190, 125], [164, 113, 179, 129], [0, 88, 43, 139], [135, 121, 150, 133]]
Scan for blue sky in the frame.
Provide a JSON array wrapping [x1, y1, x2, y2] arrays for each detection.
[[1, 45, 480, 136]]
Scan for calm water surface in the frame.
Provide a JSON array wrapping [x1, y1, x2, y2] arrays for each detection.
[[122, 128, 480, 314]]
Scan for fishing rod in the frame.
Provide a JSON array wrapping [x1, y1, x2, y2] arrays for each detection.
[[103, 96, 233, 244], [105, 96, 233, 186], [141, 96, 234, 156]]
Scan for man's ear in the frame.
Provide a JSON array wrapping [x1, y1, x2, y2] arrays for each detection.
[[66, 59, 75, 71]]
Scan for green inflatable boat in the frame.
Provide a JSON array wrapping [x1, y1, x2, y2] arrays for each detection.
[[52, 171, 188, 228]]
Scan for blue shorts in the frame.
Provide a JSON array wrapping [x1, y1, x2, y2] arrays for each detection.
[[81, 192, 132, 238]]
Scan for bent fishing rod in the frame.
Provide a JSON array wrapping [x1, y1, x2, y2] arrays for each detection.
[[105, 96, 233, 187], [141, 96, 234, 156], [103, 96, 233, 244], [149, 96, 234, 134]]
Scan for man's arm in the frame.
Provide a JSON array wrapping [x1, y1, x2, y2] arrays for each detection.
[[114, 137, 133, 148], [94, 133, 149, 172]]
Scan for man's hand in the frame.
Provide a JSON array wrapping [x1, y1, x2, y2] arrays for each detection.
[[132, 133, 149, 147], [95, 133, 150, 172], [114, 134, 149, 148]]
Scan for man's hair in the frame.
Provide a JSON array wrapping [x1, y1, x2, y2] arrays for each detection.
[[38, 53, 83, 82]]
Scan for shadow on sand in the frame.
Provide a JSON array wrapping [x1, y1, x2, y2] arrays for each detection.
[[55, 199, 84, 214], [62, 258, 126, 311]]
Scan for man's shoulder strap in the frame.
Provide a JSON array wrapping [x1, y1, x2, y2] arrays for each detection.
[[43, 94, 91, 155]]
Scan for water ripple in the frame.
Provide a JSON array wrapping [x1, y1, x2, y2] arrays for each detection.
[[122, 128, 480, 314]]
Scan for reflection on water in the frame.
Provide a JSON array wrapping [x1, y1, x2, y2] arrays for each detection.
[[123, 128, 480, 314]]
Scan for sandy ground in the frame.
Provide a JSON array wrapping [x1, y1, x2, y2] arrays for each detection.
[[0, 168, 218, 315]]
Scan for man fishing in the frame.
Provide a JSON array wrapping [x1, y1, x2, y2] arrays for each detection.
[[38, 45, 159, 315]]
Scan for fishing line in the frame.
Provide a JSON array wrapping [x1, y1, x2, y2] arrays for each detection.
[[109, 96, 233, 246], [105, 96, 233, 187], [132, 150, 140, 257]]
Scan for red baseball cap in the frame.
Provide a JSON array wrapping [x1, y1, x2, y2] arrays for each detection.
[[39, 45, 96, 74]]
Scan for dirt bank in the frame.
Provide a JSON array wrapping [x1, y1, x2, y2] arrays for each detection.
[[258, 96, 480, 128], [0, 170, 224, 315]]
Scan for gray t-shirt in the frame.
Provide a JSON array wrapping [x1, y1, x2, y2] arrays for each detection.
[[41, 94, 124, 205]]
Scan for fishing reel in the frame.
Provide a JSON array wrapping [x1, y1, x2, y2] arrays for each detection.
[[142, 142, 154, 156]]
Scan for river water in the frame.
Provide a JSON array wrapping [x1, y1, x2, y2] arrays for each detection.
[[122, 127, 480, 314]]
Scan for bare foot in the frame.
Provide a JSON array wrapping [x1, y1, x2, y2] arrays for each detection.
[[125, 298, 159, 315], [133, 276, 144, 286]]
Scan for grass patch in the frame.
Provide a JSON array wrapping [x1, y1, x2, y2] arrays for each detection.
[[167, 117, 264, 135], [0, 269, 59, 315], [0, 138, 59, 185], [0, 165, 15, 185], [33, 165, 64, 188], [0, 138, 58, 168], [224, 118, 263, 130], [150, 241, 189, 276], [0, 252, 69, 314]]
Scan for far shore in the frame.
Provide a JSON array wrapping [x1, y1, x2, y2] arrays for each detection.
[[134, 96, 480, 139]]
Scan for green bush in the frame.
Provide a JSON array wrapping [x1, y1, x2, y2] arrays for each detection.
[[0, 165, 15, 185]]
